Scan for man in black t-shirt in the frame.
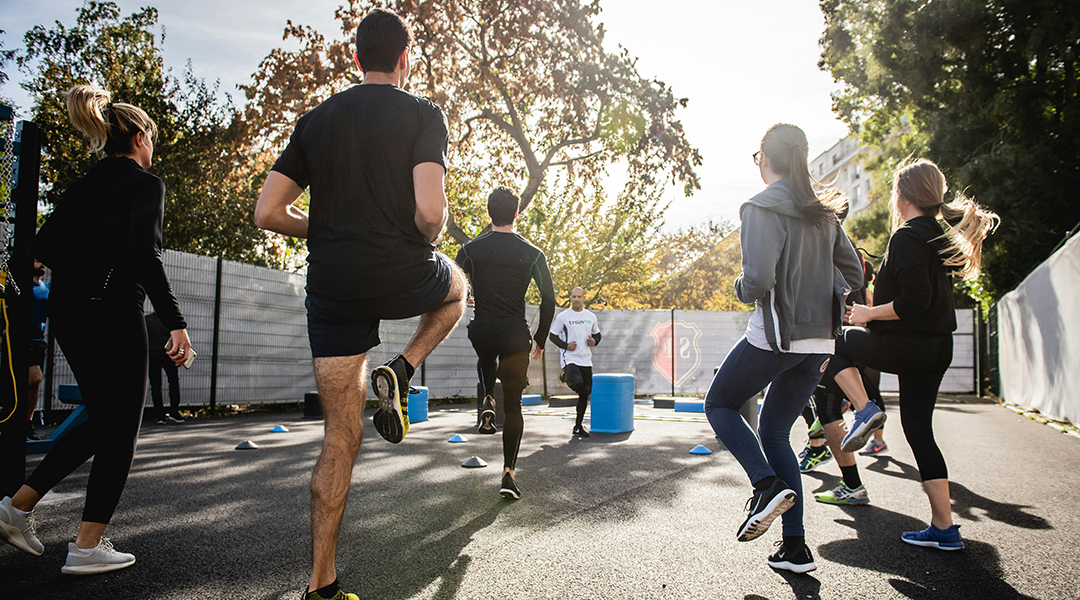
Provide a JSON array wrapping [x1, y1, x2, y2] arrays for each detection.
[[455, 188, 556, 500], [254, 9, 466, 600]]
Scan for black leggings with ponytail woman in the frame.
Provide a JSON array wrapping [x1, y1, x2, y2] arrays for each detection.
[[830, 157, 998, 552], [0, 84, 191, 575]]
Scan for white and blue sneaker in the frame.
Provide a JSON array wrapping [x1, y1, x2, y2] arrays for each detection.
[[841, 403, 887, 453], [901, 524, 965, 551]]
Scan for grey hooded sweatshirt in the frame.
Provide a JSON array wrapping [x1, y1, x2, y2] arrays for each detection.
[[735, 178, 864, 353]]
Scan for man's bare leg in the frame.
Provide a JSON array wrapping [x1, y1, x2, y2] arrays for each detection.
[[28, 366, 42, 422], [401, 261, 468, 368], [309, 353, 368, 593], [822, 420, 855, 468]]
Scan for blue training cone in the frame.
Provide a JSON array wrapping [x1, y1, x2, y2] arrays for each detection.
[[449, 434, 468, 443], [271, 425, 289, 433], [689, 445, 713, 455]]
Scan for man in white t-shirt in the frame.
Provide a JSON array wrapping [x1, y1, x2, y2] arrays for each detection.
[[548, 287, 601, 436]]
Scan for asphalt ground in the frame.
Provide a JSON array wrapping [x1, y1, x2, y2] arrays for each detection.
[[2, 394, 1078, 599]]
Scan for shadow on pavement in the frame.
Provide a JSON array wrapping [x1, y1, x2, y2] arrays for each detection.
[[2, 410, 728, 599], [816, 504, 1037, 599], [949, 482, 1051, 530]]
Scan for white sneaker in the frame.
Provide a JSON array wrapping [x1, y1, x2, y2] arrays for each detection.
[[61, 538, 135, 575], [0, 496, 44, 556]]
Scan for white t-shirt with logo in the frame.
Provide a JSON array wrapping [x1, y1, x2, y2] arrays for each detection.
[[550, 308, 601, 368]]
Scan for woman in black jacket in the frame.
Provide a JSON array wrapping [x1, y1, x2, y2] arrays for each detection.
[[830, 158, 998, 551], [0, 85, 191, 575]]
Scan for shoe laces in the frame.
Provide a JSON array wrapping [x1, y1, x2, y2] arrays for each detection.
[[24, 511, 37, 533], [99, 537, 117, 554]]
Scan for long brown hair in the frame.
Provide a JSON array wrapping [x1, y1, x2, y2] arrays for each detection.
[[760, 123, 847, 227], [893, 158, 1000, 280], [65, 84, 156, 157]]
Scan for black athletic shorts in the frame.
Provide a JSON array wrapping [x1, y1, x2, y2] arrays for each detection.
[[306, 253, 454, 358], [29, 339, 47, 368]]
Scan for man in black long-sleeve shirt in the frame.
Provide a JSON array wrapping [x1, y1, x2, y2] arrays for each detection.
[[455, 187, 556, 500]]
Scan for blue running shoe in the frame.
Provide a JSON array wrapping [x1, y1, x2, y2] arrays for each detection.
[[799, 446, 832, 473], [901, 524, 964, 551], [841, 403, 887, 453]]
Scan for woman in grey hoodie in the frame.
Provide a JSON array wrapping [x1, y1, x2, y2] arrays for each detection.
[[704, 124, 863, 574]]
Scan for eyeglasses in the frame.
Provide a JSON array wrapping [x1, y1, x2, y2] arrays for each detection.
[[752, 151, 763, 166]]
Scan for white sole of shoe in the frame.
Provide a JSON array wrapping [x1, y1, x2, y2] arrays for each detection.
[[499, 487, 520, 500], [768, 558, 817, 573], [841, 411, 887, 453], [61, 556, 136, 575], [737, 489, 796, 542], [0, 519, 43, 556], [901, 537, 964, 551], [478, 410, 497, 434]]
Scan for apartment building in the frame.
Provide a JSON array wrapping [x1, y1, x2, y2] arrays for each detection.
[[810, 136, 874, 216]]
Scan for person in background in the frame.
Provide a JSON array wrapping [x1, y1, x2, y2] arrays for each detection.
[[548, 287, 601, 437], [145, 311, 183, 425], [25, 259, 50, 440]]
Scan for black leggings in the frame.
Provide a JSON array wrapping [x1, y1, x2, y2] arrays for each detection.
[[827, 327, 952, 481], [468, 319, 530, 469], [563, 364, 592, 427], [25, 301, 149, 524]]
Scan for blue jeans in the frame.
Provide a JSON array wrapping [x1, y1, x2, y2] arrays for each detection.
[[704, 338, 830, 537]]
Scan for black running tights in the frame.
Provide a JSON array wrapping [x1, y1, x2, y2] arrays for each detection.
[[24, 301, 149, 524], [827, 327, 952, 481]]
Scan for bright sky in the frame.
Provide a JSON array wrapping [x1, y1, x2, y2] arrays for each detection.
[[1, 0, 851, 229]]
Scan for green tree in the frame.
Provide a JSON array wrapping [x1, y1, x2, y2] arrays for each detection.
[[242, 0, 701, 296], [634, 221, 746, 311], [820, 0, 1080, 297], [12, 2, 284, 266]]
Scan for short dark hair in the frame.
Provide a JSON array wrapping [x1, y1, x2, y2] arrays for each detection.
[[488, 187, 520, 226], [355, 9, 413, 74]]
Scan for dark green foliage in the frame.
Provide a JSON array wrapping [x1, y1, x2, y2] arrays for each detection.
[[820, 0, 1080, 298]]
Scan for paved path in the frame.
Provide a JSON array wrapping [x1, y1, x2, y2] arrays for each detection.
[[2, 395, 1077, 599]]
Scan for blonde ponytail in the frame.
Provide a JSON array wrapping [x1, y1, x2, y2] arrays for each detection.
[[893, 158, 1000, 280], [64, 84, 157, 157]]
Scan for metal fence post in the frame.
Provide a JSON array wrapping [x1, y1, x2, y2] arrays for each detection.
[[209, 254, 223, 411], [670, 307, 676, 396]]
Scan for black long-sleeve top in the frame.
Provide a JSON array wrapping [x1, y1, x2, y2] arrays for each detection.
[[870, 215, 956, 336], [455, 231, 556, 348], [34, 157, 186, 331]]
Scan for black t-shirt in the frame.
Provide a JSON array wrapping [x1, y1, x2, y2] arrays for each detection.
[[455, 231, 556, 348], [871, 215, 957, 336], [272, 84, 449, 300]]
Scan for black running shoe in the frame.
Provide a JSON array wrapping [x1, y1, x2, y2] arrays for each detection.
[[572, 425, 590, 437], [500, 472, 521, 500], [25, 422, 40, 441], [478, 395, 497, 434], [767, 540, 817, 573], [371, 356, 410, 444], [736, 479, 796, 542], [167, 414, 185, 423]]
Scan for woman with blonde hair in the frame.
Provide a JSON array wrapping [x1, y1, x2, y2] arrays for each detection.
[[0, 85, 191, 574], [704, 123, 864, 573], [831, 157, 998, 550]]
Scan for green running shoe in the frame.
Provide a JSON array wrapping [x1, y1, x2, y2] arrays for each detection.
[[814, 482, 870, 505], [807, 418, 825, 440], [798, 446, 832, 473]]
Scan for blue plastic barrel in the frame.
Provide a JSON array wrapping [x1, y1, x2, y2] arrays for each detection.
[[590, 373, 635, 433], [521, 394, 542, 406], [409, 386, 429, 423]]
